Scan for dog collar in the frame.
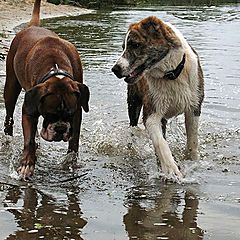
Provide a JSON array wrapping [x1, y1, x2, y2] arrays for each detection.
[[163, 54, 186, 80], [37, 64, 74, 84]]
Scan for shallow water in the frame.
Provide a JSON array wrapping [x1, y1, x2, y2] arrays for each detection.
[[0, 3, 240, 240]]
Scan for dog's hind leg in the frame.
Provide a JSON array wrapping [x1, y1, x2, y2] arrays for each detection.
[[4, 54, 22, 136], [184, 110, 200, 160], [127, 84, 143, 126], [185, 58, 204, 160], [184, 77, 204, 160]]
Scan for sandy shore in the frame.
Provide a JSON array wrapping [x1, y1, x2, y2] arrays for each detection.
[[0, 0, 92, 65], [0, 0, 92, 32]]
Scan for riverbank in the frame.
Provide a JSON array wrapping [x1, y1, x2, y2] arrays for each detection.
[[0, 3, 240, 240], [0, 0, 91, 32], [0, 0, 92, 59]]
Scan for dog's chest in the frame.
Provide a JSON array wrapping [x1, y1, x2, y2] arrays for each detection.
[[148, 79, 199, 118]]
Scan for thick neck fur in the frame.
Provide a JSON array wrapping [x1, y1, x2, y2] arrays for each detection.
[[143, 22, 200, 118], [147, 72, 199, 118]]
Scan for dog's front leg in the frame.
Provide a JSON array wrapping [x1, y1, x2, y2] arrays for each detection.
[[68, 106, 82, 153], [18, 112, 38, 180], [184, 111, 199, 160], [145, 113, 182, 180]]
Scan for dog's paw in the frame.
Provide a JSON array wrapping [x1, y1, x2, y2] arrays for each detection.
[[161, 161, 183, 183], [17, 164, 35, 181]]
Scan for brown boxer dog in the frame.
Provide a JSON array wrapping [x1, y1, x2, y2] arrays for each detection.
[[4, 0, 90, 180]]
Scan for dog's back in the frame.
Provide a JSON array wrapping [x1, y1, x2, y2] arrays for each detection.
[[7, 0, 80, 91]]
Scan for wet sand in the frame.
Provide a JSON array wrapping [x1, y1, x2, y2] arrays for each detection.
[[0, 0, 91, 33], [0, 0, 92, 61]]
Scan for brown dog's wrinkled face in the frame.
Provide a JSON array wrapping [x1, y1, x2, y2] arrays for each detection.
[[112, 16, 181, 84], [24, 77, 90, 142], [39, 93, 76, 142]]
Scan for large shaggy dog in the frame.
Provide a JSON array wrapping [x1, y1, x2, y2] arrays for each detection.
[[112, 16, 204, 180]]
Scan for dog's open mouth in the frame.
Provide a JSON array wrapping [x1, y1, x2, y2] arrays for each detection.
[[125, 57, 162, 84], [124, 49, 170, 84], [125, 64, 147, 84]]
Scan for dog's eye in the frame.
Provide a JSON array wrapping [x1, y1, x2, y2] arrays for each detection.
[[44, 113, 59, 123], [61, 113, 73, 122]]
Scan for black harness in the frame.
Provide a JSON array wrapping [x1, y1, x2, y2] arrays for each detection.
[[163, 54, 186, 80], [37, 64, 74, 84]]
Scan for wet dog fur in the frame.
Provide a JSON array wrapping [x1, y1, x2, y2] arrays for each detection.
[[112, 16, 204, 180], [4, 0, 90, 180]]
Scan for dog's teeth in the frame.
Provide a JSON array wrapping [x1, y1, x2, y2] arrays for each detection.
[[130, 72, 135, 77]]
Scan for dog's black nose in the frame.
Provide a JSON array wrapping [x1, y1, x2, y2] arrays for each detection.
[[54, 124, 67, 134], [112, 64, 123, 79]]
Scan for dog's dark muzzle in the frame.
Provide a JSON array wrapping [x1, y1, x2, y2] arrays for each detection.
[[40, 120, 71, 142], [112, 64, 124, 79], [54, 123, 68, 140]]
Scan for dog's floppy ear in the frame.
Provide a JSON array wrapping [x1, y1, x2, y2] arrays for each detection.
[[141, 16, 181, 46], [24, 85, 45, 116], [78, 83, 90, 112], [141, 16, 161, 37]]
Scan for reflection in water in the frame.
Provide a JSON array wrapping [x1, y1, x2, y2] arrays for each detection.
[[124, 186, 203, 240], [0, 2, 240, 240], [2, 185, 87, 239]]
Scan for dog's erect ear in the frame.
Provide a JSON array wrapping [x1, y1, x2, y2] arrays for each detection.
[[78, 83, 90, 112], [24, 85, 45, 116]]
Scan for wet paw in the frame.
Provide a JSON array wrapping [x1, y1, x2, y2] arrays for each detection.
[[161, 162, 183, 183], [17, 164, 35, 181]]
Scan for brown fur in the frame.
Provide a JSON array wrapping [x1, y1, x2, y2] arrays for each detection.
[[4, 0, 90, 180]]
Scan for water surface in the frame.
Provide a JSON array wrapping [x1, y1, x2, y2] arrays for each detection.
[[0, 3, 240, 240]]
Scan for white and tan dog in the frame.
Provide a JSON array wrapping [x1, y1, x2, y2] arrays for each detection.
[[112, 16, 204, 180]]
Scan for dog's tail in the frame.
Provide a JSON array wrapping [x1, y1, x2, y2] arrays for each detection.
[[28, 0, 41, 27]]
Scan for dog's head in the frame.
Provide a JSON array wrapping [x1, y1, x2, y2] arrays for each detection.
[[24, 77, 90, 142], [112, 16, 181, 84]]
